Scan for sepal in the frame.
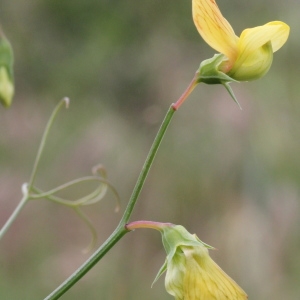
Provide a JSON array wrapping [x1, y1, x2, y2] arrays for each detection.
[[196, 54, 241, 108]]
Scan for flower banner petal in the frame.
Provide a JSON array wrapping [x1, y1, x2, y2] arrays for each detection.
[[192, 0, 239, 63]]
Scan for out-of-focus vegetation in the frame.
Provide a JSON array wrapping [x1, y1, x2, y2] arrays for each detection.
[[0, 0, 299, 299]]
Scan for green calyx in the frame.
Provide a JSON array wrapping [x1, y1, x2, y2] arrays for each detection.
[[161, 225, 212, 257], [152, 225, 213, 286], [196, 54, 241, 109]]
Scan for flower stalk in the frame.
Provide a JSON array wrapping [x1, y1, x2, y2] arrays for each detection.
[[126, 220, 174, 231], [172, 74, 199, 110]]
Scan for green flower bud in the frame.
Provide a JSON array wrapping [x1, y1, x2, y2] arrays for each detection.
[[0, 30, 14, 107]]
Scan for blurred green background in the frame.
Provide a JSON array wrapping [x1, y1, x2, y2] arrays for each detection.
[[0, 0, 299, 299]]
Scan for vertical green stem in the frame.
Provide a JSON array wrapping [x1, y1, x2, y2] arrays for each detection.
[[44, 105, 176, 300]]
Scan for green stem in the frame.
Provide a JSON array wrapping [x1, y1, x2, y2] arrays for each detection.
[[27, 98, 69, 191], [44, 104, 176, 300], [120, 105, 176, 224], [0, 193, 29, 240]]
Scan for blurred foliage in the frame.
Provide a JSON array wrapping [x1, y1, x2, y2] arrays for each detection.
[[0, 0, 300, 299]]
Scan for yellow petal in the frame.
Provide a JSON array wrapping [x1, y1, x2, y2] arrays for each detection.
[[183, 246, 248, 300], [265, 21, 290, 52], [238, 21, 290, 56], [228, 21, 289, 81], [228, 41, 273, 81], [192, 0, 239, 63]]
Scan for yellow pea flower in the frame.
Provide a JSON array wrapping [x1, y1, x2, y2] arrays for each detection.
[[192, 0, 290, 81], [153, 225, 248, 300]]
